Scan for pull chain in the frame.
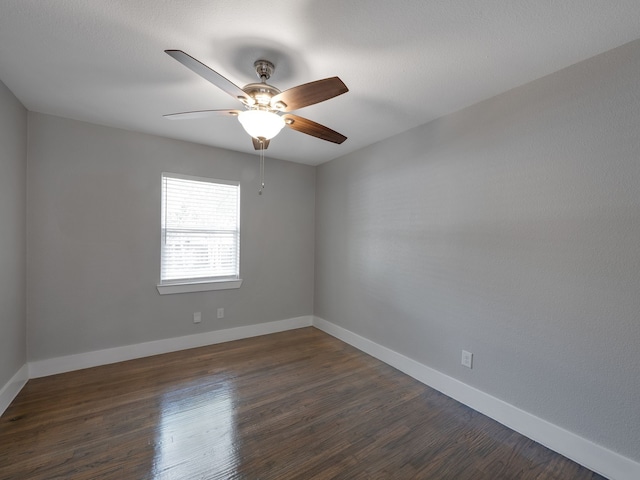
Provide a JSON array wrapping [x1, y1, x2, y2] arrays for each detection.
[[258, 138, 265, 195]]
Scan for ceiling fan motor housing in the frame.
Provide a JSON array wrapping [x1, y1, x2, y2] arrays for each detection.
[[242, 82, 281, 108], [240, 60, 280, 108]]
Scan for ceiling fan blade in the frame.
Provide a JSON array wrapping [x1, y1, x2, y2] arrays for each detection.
[[252, 137, 270, 150], [271, 77, 348, 112], [165, 50, 253, 106], [282, 114, 347, 144], [163, 109, 241, 120]]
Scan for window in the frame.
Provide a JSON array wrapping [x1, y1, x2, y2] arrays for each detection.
[[157, 173, 242, 295]]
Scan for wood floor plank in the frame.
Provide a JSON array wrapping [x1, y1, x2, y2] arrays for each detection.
[[0, 328, 605, 479]]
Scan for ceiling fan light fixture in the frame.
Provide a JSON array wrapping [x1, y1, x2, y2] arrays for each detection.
[[238, 109, 285, 140]]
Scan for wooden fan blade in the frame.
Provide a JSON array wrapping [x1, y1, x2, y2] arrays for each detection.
[[165, 50, 253, 105], [163, 109, 241, 120], [282, 114, 347, 144], [271, 77, 348, 112], [252, 137, 270, 150]]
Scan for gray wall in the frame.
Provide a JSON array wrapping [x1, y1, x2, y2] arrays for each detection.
[[0, 79, 27, 386], [315, 39, 640, 461], [27, 113, 315, 361]]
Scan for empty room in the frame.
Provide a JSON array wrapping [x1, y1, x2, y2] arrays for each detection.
[[1, 2, 639, 479]]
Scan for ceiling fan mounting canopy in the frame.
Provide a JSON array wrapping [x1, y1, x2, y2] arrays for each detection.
[[163, 49, 349, 149], [253, 59, 274, 81]]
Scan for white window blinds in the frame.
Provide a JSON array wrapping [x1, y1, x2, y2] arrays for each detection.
[[161, 173, 240, 284]]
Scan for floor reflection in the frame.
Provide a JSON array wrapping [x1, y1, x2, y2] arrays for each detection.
[[152, 379, 239, 479]]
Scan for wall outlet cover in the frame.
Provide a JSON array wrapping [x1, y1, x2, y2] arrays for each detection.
[[462, 350, 473, 369]]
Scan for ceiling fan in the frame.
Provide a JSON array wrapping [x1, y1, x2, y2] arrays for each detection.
[[163, 50, 349, 150]]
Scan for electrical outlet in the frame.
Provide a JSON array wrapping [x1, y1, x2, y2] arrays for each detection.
[[193, 312, 202, 324], [217, 308, 224, 319], [461, 350, 473, 369]]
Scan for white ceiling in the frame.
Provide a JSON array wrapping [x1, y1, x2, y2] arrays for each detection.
[[1, 1, 640, 166]]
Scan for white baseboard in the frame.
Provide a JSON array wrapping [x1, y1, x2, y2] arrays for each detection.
[[312, 316, 639, 480], [0, 364, 29, 417], [29, 315, 313, 379]]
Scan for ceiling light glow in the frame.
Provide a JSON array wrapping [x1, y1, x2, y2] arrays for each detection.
[[238, 110, 285, 140]]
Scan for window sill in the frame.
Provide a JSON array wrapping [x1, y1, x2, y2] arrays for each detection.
[[156, 279, 243, 295]]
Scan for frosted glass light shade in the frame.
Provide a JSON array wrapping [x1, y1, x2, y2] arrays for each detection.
[[238, 110, 285, 140]]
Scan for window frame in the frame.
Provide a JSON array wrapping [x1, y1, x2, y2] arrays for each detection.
[[156, 172, 243, 295]]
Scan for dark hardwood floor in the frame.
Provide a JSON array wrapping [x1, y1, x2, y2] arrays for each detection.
[[0, 328, 605, 479]]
